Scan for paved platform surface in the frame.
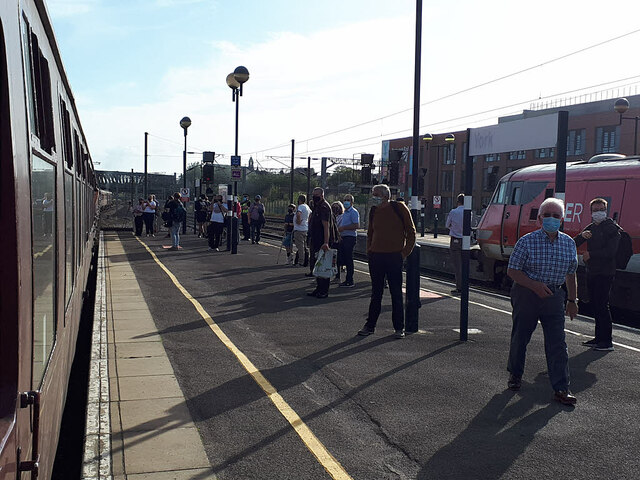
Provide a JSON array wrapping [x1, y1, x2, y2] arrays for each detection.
[[93, 231, 640, 480]]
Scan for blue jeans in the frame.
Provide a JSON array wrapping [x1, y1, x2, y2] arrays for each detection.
[[170, 222, 181, 247], [339, 236, 357, 283], [507, 283, 570, 391]]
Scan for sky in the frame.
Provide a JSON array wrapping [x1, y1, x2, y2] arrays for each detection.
[[46, 0, 640, 175]]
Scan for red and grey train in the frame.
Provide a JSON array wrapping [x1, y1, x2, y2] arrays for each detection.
[[1, 1, 98, 478], [475, 154, 640, 313]]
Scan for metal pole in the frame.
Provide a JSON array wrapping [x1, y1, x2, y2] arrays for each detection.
[[183, 130, 187, 234], [434, 146, 439, 238], [144, 132, 148, 198], [459, 128, 474, 341], [634, 116, 639, 155], [290, 139, 295, 204], [405, 0, 422, 333], [307, 156, 311, 201], [554, 111, 569, 206], [232, 88, 240, 254]]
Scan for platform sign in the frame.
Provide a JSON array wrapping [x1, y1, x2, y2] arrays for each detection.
[[230, 155, 241, 166], [231, 168, 242, 179], [433, 195, 441, 209], [180, 187, 190, 201]]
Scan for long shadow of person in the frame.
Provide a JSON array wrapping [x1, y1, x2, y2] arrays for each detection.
[[416, 349, 599, 479]]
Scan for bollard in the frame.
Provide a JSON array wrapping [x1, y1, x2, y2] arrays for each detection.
[[433, 213, 438, 239], [405, 244, 421, 333]]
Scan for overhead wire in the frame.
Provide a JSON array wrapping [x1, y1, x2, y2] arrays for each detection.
[[246, 28, 640, 161]]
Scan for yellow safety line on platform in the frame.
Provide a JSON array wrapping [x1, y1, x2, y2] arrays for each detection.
[[134, 237, 353, 480]]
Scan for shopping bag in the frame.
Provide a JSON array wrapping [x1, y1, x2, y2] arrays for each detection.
[[312, 249, 337, 278]]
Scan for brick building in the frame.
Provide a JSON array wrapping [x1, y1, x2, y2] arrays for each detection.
[[381, 93, 640, 219]]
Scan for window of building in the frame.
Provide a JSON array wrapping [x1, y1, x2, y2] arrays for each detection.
[[509, 150, 526, 160], [595, 126, 619, 153], [441, 171, 454, 192], [567, 128, 586, 156], [535, 148, 555, 159], [31, 155, 57, 387], [485, 153, 500, 162], [483, 166, 500, 191], [443, 144, 456, 164]]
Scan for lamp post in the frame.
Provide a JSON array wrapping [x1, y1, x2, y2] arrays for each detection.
[[424, 133, 454, 238], [614, 97, 639, 155], [226, 65, 250, 254], [180, 116, 191, 234]]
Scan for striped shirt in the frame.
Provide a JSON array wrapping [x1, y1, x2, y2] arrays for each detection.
[[508, 229, 578, 286]]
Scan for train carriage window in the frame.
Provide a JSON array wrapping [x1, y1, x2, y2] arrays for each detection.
[[21, 16, 37, 135], [491, 181, 507, 205], [30, 156, 57, 387], [20, 17, 55, 154], [64, 173, 74, 309]]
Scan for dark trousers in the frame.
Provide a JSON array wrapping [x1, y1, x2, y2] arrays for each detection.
[[507, 283, 570, 392], [310, 246, 330, 295], [134, 215, 144, 236], [450, 237, 462, 290], [366, 252, 404, 331], [339, 236, 356, 283], [587, 274, 614, 345], [250, 222, 262, 243], [242, 214, 250, 240], [143, 212, 155, 234], [208, 222, 224, 248]]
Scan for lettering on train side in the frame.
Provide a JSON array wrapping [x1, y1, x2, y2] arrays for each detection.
[[564, 202, 583, 223]]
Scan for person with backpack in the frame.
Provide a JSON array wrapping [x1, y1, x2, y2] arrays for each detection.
[[195, 194, 210, 238], [166, 192, 186, 250], [574, 197, 621, 351], [248, 195, 265, 244], [358, 184, 416, 338]]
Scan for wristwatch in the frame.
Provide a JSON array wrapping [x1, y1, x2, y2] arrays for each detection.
[[567, 299, 578, 304]]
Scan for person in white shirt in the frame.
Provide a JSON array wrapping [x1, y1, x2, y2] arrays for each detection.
[[142, 196, 157, 237], [293, 194, 312, 267], [445, 193, 465, 294]]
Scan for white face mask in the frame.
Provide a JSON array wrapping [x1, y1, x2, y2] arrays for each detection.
[[591, 211, 607, 224]]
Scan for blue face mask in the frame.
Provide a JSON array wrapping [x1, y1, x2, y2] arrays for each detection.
[[371, 196, 383, 206], [542, 216, 562, 233], [343, 201, 351, 208]]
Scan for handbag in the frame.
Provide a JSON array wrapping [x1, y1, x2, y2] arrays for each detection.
[[312, 249, 338, 278]]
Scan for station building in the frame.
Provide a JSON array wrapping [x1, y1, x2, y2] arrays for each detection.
[[382, 92, 640, 217]]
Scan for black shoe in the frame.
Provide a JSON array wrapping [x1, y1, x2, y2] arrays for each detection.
[[593, 344, 614, 351], [554, 390, 577, 406], [305, 272, 315, 277], [339, 281, 355, 288], [307, 290, 319, 297], [394, 330, 405, 339], [450, 289, 462, 295], [358, 325, 375, 336], [582, 338, 598, 347], [507, 374, 521, 391], [315, 292, 328, 299]]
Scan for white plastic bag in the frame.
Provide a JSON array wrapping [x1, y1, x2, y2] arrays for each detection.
[[312, 249, 337, 278]]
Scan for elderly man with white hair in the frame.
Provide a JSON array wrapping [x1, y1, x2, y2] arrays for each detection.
[[506, 197, 579, 405]]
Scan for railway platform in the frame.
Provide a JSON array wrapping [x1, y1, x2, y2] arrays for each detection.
[[86, 231, 640, 479]]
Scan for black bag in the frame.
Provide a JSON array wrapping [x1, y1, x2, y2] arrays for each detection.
[[615, 226, 633, 270]]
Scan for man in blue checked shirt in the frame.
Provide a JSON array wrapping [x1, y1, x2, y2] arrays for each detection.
[[506, 197, 579, 406]]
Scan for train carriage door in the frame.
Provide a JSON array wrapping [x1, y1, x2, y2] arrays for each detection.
[[584, 180, 626, 223], [501, 181, 524, 255], [0, 18, 21, 478]]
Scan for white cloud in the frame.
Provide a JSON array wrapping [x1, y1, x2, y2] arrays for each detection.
[[47, 0, 99, 18]]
